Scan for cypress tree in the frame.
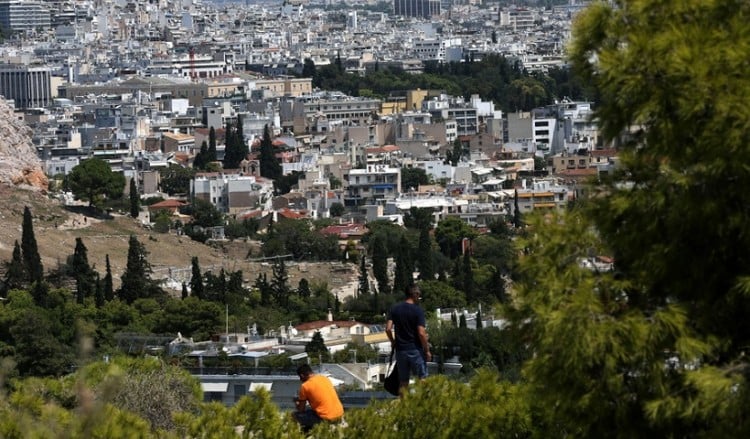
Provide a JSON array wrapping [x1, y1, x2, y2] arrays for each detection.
[[208, 126, 217, 162], [21, 206, 43, 283], [190, 256, 204, 300], [103, 254, 114, 301], [513, 189, 522, 229], [222, 120, 234, 169], [235, 115, 246, 159], [417, 227, 435, 281], [272, 258, 289, 308], [194, 141, 208, 170], [31, 280, 49, 308], [129, 178, 140, 218], [70, 237, 94, 304], [259, 124, 282, 181], [393, 235, 413, 295], [358, 255, 369, 296], [3, 240, 26, 293], [94, 273, 105, 308], [119, 235, 161, 304], [181, 281, 188, 300], [297, 278, 311, 299], [462, 251, 474, 303], [371, 235, 389, 294]]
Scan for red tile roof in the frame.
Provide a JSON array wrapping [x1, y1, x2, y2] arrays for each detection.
[[278, 208, 307, 219], [149, 199, 187, 209], [319, 224, 367, 239]]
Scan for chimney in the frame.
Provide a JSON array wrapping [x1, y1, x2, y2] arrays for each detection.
[[327, 308, 333, 322]]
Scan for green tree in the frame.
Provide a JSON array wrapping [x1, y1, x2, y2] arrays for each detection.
[[208, 126, 217, 162], [305, 331, 329, 362], [515, 1, 750, 436], [259, 124, 282, 181], [3, 240, 25, 293], [159, 164, 196, 195], [512, 189, 522, 229], [358, 255, 369, 296], [129, 178, 140, 218], [371, 234, 389, 294], [67, 158, 125, 208], [462, 251, 474, 303], [118, 235, 163, 304], [193, 140, 208, 170], [302, 57, 316, 78], [21, 206, 43, 284], [401, 167, 429, 192], [94, 274, 105, 308], [417, 227, 435, 281], [103, 254, 114, 301], [190, 198, 224, 227], [68, 237, 95, 305], [297, 278, 311, 299], [329, 202, 345, 217], [393, 235, 414, 295], [271, 259, 289, 308], [189, 256, 204, 300], [434, 216, 478, 259]]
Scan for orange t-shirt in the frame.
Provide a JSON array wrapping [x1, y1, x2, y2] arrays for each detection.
[[298, 374, 344, 421]]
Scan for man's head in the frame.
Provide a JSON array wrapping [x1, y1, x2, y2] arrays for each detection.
[[297, 363, 313, 382], [405, 284, 421, 302]]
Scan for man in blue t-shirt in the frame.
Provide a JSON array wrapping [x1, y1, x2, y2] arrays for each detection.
[[386, 284, 431, 395]]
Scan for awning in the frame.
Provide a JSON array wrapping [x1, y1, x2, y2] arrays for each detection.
[[250, 382, 273, 392], [201, 382, 228, 393]]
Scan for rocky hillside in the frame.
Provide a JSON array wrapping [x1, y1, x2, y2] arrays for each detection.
[[0, 98, 48, 191]]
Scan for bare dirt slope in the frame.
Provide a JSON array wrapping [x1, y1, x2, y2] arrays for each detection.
[[0, 185, 358, 297]]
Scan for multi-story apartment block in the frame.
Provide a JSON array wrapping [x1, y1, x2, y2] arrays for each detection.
[[147, 54, 232, 79], [499, 7, 536, 32], [394, 0, 441, 19], [162, 132, 195, 154], [286, 92, 381, 135], [251, 78, 313, 98], [513, 179, 569, 214], [0, 64, 53, 109], [531, 100, 596, 154], [344, 164, 401, 206], [413, 38, 463, 62], [191, 172, 270, 214], [0, 0, 50, 33]]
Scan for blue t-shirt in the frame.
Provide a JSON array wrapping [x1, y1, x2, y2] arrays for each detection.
[[388, 301, 426, 351]]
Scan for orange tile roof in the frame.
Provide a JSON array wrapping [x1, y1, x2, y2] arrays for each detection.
[[278, 208, 307, 219], [149, 199, 187, 209]]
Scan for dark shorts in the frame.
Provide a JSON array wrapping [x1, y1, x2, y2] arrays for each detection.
[[396, 348, 427, 383], [294, 408, 322, 431]]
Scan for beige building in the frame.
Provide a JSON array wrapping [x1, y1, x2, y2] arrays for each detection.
[[162, 132, 195, 154]]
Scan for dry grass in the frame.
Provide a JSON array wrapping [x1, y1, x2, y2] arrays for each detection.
[[0, 185, 358, 296]]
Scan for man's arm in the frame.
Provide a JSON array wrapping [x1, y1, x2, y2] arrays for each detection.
[[385, 319, 395, 347], [294, 397, 306, 412], [418, 325, 432, 362]]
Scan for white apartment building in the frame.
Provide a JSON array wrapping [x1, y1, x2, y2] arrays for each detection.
[[413, 37, 462, 62], [191, 172, 270, 214], [147, 54, 232, 79], [344, 164, 401, 206]]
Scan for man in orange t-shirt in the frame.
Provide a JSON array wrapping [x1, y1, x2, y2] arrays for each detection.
[[293, 364, 344, 431]]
